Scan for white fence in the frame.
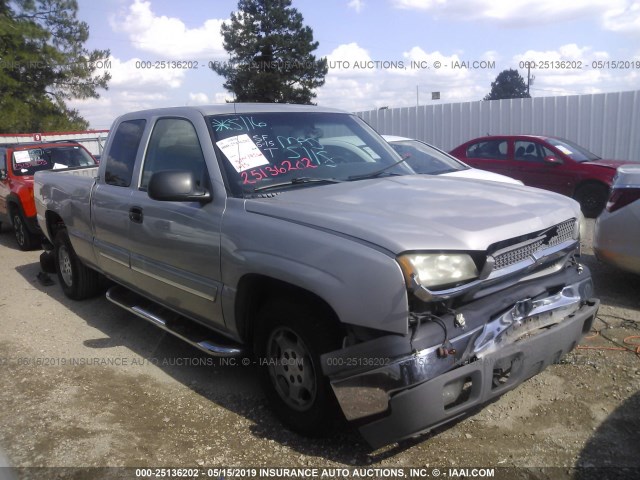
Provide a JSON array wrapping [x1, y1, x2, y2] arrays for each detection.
[[356, 90, 640, 162]]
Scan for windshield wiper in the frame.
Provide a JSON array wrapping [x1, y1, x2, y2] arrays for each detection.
[[250, 177, 342, 194], [347, 154, 410, 181]]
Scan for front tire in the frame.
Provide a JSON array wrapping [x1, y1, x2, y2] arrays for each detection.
[[255, 300, 343, 436], [12, 211, 39, 251], [574, 183, 608, 218], [54, 230, 100, 300]]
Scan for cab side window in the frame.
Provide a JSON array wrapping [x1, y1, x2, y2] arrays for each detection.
[[140, 118, 207, 191], [104, 119, 146, 187], [466, 140, 508, 159], [515, 141, 544, 162]]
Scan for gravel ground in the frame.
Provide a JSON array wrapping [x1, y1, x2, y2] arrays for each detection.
[[0, 220, 638, 479]]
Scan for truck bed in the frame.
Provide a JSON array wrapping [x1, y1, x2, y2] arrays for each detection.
[[34, 166, 99, 263]]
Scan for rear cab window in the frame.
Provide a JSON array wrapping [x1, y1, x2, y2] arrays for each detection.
[[104, 119, 147, 187]]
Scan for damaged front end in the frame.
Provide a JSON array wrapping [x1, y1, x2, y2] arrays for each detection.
[[321, 218, 600, 448]]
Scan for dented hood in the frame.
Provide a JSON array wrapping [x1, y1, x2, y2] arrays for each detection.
[[245, 175, 580, 254], [583, 159, 634, 169]]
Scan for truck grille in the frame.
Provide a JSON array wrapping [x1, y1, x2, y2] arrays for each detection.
[[491, 219, 576, 271]]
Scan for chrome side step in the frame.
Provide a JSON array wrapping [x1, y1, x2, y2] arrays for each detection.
[[106, 285, 243, 357]]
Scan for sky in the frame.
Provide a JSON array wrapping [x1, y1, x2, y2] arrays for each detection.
[[71, 0, 640, 130]]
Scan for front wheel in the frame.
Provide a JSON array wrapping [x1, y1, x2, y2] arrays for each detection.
[[255, 301, 343, 436], [574, 183, 608, 218], [12, 211, 40, 251], [54, 230, 101, 300]]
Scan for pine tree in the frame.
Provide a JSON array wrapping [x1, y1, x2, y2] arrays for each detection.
[[484, 69, 530, 100], [212, 0, 327, 104], [0, 0, 110, 131]]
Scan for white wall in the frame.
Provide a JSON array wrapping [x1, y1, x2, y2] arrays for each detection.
[[356, 90, 640, 162]]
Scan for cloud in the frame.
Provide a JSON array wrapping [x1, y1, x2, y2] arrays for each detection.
[[603, 2, 640, 34], [325, 42, 375, 76], [188, 92, 211, 104], [317, 43, 490, 112], [102, 56, 186, 89], [111, 0, 227, 58], [66, 54, 187, 128], [390, 0, 634, 30], [347, 0, 366, 13], [402, 46, 471, 82], [511, 44, 634, 95], [316, 40, 640, 113]]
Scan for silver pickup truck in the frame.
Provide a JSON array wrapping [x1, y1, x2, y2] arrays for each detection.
[[34, 104, 599, 448]]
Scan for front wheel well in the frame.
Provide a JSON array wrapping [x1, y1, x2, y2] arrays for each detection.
[[7, 200, 21, 222], [234, 274, 343, 349]]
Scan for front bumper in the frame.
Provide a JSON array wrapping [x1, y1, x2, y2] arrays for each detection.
[[321, 266, 599, 449]]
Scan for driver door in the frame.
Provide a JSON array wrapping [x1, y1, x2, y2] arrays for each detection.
[[127, 117, 225, 328]]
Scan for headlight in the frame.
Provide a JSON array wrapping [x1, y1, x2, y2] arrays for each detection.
[[397, 253, 479, 291]]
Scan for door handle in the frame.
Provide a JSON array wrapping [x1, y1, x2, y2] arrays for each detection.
[[129, 206, 143, 224]]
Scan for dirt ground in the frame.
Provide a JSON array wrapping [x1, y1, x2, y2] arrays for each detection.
[[0, 220, 638, 479]]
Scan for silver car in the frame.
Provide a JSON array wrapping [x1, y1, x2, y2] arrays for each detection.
[[594, 164, 640, 274], [383, 135, 523, 185]]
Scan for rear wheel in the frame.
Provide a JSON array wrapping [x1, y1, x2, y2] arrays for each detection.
[[574, 183, 608, 218], [255, 300, 342, 436], [54, 230, 101, 300], [12, 210, 40, 251]]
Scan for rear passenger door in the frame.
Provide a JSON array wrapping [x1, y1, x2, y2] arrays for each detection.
[[127, 117, 225, 328], [92, 119, 146, 283], [463, 138, 515, 179]]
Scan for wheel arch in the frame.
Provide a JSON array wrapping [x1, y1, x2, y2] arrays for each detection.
[[44, 210, 66, 243], [6, 194, 25, 225], [234, 273, 343, 349], [572, 178, 609, 198]]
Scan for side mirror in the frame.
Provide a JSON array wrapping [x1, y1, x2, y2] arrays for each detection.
[[148, 170, 211, 203], [544, 155, 563, 165]]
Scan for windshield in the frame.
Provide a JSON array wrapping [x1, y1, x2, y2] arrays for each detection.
[[388, 139, 468, 174], [11, 145, 96, 176], [208, 112, 414, 196], [546, 138, 600, 162]]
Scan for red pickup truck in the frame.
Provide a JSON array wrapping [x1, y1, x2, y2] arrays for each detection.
[[0, 141, 96, 250]]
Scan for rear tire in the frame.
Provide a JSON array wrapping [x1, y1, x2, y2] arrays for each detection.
[[12, 210, 39, 251], [54, 230, 101, 300], [574, 183, 608, 218], [255, 300, 343, 436]]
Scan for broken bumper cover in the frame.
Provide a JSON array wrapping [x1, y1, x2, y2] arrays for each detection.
[[321, 269, 599, 449]]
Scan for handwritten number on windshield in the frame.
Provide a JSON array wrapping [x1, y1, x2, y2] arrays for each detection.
[[240, 158, 317, 185]]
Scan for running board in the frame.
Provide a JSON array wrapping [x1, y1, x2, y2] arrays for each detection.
[[106, 285, 243, 357]]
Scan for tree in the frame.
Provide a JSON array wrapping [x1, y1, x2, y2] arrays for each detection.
[[0, 0, 110, 132], [212, 0, 327, 104], [484, 69, 530, 101]]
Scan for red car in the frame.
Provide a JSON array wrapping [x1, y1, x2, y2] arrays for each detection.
[[0, 141, 97, 250], [450, 135, 629, 217]]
